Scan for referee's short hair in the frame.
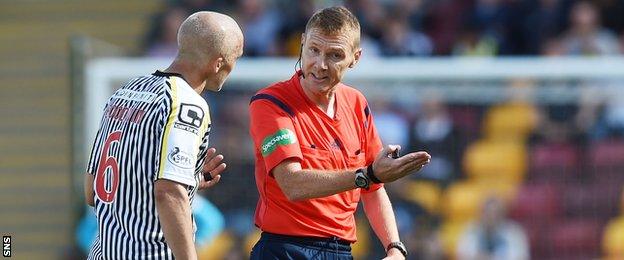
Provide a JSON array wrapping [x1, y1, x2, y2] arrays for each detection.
[[304, 6, 361, 48]]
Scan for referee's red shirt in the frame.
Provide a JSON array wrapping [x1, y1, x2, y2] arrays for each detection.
[[249, 71, 383, 242]]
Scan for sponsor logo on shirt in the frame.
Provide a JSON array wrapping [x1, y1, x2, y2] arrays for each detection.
[[173, 123, 199, 135], [167, 147, 194, 169], [112, 89, 157, 103], [178, 103, 204, 127], [174, 103, 205, 135], [261, 129, 297, 157]]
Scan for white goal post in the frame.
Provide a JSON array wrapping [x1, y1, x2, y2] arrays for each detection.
[[83, 57, 624, 158]]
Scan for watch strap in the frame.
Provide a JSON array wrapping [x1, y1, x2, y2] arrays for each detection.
[[387, 241, 407, 257], [366, 164, 383, 183]]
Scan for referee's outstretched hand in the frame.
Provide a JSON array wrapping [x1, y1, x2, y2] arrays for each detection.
[[199, 148, 227, 190], [370, 145, 431, 183]]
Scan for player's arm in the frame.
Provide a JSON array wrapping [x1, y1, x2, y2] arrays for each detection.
[[152, 95, 208, 259], [84, 173, 95, 207], [155, 180, 196, 260], [361, 187, 404, 259]]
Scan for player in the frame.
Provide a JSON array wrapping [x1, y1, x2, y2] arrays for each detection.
[[249, 6, 431, 260], [83, 11, 243, 259]]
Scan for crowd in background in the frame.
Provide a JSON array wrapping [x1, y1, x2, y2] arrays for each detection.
[[122, 0, 624, 259], [143, 0, 624, 58]]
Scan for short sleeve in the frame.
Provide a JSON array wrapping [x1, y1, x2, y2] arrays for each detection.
[[156, 99, 208, 187], [86, 103, 112, 175], [361, 102, 384, 193], [249, 98, 302, 174]]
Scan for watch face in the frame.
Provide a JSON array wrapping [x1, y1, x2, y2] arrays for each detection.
[[355, 177, 367, 188]]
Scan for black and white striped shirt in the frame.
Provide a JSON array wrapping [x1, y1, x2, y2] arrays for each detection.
[[86, 71, 211, 259]]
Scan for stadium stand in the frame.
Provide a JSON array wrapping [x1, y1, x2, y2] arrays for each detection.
[[483, 102, 539, 142], [463, 140, 527, 184], [0, 1, 161, 258], [603, 215, 624, 260], [529, 141, 581, 182]]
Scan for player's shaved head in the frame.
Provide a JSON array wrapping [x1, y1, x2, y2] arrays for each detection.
[[166, 11, 244, 93], [177, 11, 243, 64]]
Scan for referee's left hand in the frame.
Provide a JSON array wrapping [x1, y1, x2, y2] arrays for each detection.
[[199, 148, 227, 190]]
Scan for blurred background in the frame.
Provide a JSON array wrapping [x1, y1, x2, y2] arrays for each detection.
[[2, 0, 624, 259]]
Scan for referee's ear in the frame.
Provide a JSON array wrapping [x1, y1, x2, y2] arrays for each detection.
[[350, 48, 362, 69]]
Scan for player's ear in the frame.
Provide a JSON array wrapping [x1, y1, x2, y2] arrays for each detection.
[[213, 57, 224, 73], [350, 48, 362, 68]]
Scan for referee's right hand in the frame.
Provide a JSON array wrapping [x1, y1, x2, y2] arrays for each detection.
[[199, 148, 227, 190]]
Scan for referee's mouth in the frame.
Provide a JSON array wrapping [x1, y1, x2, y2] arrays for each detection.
[[311, 73, 328, 82]]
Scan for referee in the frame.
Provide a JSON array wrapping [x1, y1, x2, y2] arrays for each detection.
[[83, 12, 243, 259], [248, 6, 430, 260]]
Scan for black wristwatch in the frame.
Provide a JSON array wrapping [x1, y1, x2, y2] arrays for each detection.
[[354, 168, 370, 189], [366, 164, 383, 184], [387, 241, 407, 257]]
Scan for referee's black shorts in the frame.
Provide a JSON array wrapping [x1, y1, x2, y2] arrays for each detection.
[[250, 232, 353, 260]]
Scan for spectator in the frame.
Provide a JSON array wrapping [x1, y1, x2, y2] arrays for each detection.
[[454, 0, 518, 56], [276, 0, 316, 56], [346, 0, 386, 43], [143, 7, 189, 58], [452, 22, 499, 56], [577, 81, 624, 140], [371, 97, 410, 149], [456, 197, 529, 260], [177, 0, 230, 13], [393, 0, 428, 31], [410, 95, 464, 184], [619, 32, 624, 54], [540, 36, 567, 56], [594, 0, 624, 34], [536, 102, 585, 143], [467, 0, 505, 54], [140, 1, 624, 57], [237, 0, 281, 56], [524, 0, 566, 54], [380, 16, 433, 56], [560, 1, 619, 56], [425, 0, 470, 55]]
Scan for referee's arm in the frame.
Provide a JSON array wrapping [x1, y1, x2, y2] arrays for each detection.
[[155, 179, 197, 260]]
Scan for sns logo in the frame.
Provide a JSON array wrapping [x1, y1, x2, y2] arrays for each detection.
[[3, 236, 10, 257], [168, 147, 194, 169], [178, 104, 204, 128]]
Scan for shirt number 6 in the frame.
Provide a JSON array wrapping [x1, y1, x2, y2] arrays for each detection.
[[95, 131, 122, 203]]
